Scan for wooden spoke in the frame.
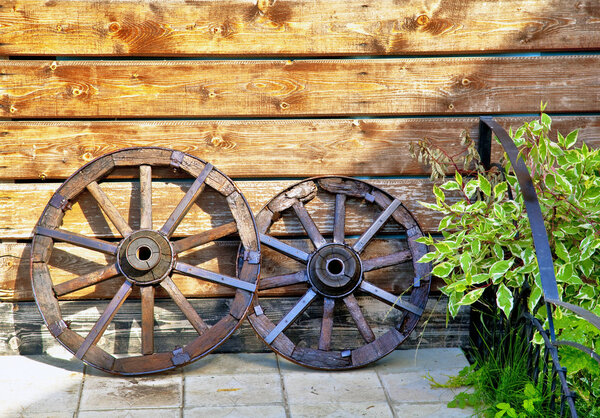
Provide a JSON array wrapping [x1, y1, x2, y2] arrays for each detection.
[[333, 193, 346, 244], [160, 276, 209, 335], [174, 261, 257, 292], [140, 286, 154, 355], [172, 221, 237, 254], [353, 199, 402, 253], [139, 165, 152, 230], [75, 281, 133, 360], [319, 297, 335, 351], [259, 234, 310, 263], [343, 294, 375, 343], [36, 226, 118, 255], [259, 271, 308, 291], [86, 181, 133, 237], [360, 281, 423, 316], [362, 250, 412, 272], [292, 201, 326, 249], [54, 263, 120, 297], [264, 289, 318, 344], [160, 163, 213, 238]]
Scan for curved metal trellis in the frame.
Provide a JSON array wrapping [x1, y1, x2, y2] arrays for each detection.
[[478, 117, 600, 417]]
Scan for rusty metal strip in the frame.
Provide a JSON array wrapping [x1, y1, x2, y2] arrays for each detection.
[[171, 347, 191, 366], [170, 150, 184, 169], [243, 250, 261, 265], [48, 193, 70, 211], [48, 319, 68, 337]]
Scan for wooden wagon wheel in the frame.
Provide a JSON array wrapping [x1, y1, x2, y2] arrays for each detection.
[[30, 147, 259, 375], [245, 177, 431, 370]]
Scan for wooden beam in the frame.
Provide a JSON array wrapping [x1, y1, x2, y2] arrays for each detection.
[[0, 295, 469, 355], [1, 116, 598, 180], [0, 1, 598, 56], [1, 237, 441, 302], [0, 179, 448, 239], [1, 57, 599, 118]]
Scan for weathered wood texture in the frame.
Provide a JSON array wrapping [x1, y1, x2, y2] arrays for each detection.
[[0, 0, 599, 56], [1, 57, 599, 118], [0, 179, 446, 239], [0, 296, 469, 355], [1, 116, 599, 180]]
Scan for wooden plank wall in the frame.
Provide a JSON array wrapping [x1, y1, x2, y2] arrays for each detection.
[[0, 0, 599, 355]]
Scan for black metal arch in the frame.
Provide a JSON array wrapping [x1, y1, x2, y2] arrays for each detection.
[[478, 117, 600, 417]]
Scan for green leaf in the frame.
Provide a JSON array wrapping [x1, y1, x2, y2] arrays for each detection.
[[490, 259, 513, 282], [464, 179, 478, 198], [440, 181, 460, 191], [496, 283, 514, 318], [493, 244, 504, 260], [494, 182, 508, 199], [455, 171, 463, 187], [470, 239, 481, 255], [438, 215, 453, 231], [432, 262, 454, 278], [528, 285, 543, 312], [471, 273, 489, 285], [418, 252, 436, 263], [460, 252, 472, 274], [565, 129, 579, 149], [557, 131, 565, 147], [541, 112, 551, 129], [555, 241, 570, 262], [433, 185, 445, 203], [548, 141, 563, 157], [458, 288, 485, 306], [497, 403, 511, 410], [478, 174, 491, 196]]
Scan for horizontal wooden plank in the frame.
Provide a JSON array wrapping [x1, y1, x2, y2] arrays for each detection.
[[1, 116, 599, 180], [0, 178, 447, 239], [0, 296, 469, 355], [1, 57, 599, 118], [0, 1, 598, 56], [1, 238, 442, 302]]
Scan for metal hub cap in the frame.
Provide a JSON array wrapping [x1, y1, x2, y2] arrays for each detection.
[[117, 230, 174, 285], [307, 243, 363, 298]]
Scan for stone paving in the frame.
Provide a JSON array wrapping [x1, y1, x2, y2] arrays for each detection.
[[0, 348, 474, 417]]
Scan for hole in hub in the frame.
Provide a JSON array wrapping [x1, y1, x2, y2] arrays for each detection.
[[326, 258, 344, 275], [137, 245, 152, 261]]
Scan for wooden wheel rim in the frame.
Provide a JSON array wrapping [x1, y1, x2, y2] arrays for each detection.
[[30, 147, 260, 375], [245, 176, 431, 370]]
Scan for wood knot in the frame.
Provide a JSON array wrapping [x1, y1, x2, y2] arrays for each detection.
[[72, 88, 82, 96], [82, 152, 93, 161], [50, 62, 58, 71], [448, 103, 455, 110], [461, 78, 471, 86], [279, 102, 290, 110], [416, 15, 430, 26], [208, 91, 217, 98], [9, 106, 17, 113], [210, 25, 224, 34], [56, 24, 62, 32], [211, 136, 224, 147], [39, 173, 47, 180], [109, 22, 121, 32]]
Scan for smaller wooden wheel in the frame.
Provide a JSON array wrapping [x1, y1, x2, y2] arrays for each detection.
[[31, 147, 259, 375], [245, 177, 431, 370]]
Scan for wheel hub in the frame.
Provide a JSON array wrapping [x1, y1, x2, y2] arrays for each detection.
[[117, 230, 174, 285], [307, 243, 363, 298]]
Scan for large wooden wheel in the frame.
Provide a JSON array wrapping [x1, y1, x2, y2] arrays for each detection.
[[246, 177, 431, 370], [31, 148, 259, 375]]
